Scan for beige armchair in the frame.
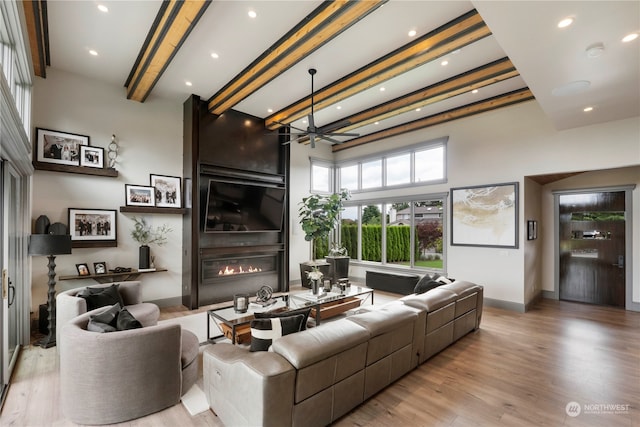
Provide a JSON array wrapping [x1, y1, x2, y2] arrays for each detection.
[[56, 281, 159, 353], [59, 308, 199, 425]]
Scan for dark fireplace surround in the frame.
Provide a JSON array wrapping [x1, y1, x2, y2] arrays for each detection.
[[182, 95, 290, 309]]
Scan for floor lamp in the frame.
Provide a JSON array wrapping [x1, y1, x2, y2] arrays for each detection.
[[28, 234, 72, 349]]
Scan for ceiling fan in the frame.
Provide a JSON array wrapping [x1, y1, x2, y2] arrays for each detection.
[[282, 68, 359, 148]]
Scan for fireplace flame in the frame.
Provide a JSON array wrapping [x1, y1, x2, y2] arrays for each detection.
[[218, 265, 263, 275]]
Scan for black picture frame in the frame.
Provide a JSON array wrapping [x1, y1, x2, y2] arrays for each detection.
[[527, 220, 537, 240], [451, 182, 519, 248], [80, 145, 104, 169], [68, 208, 117, 248], [125, 184, 155, 207], [150, 174, 182, 208], [35, 127, 89, 166], [94, 261, 107, 274], [76, 263, 90, 276]]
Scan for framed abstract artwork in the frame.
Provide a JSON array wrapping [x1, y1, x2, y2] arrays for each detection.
[[451, 182, 519, 248]]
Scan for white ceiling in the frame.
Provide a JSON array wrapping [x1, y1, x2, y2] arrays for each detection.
[[42, 0, 639, 145]]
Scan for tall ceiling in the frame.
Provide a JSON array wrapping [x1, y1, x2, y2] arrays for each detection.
[[24, 1, 639, 152]]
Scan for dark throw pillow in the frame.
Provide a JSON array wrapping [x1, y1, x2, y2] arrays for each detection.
[[254, 307, 312, 330], [414, 274, 442, 294], [250, 314, 306, 352], [116, 308, 143, 331], [87, 303, 121, 333], [79, 284, 124, 311]]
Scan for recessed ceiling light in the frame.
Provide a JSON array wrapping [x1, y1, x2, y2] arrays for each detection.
[[211, 52, 219, 59], [336, 106, 342, 110], [89, 49, 98, 56], [622, 33, 638, 42], [441, 60, 448, 66], [374, 121, 379, 125], [97, 4, 108, 13], [471, 89, 478, 94], [408, 29, 417, 37], [267, 108, 273, 113], [558, 17, 574, 28], [379, 87, 385, 92], [185, 81, 193, 87], [583, 106, 594, 112], [415, 108, 421, 112], [551, 80, 591, 97], [302, 119, 308, 124], [248, 10, 257, 18]]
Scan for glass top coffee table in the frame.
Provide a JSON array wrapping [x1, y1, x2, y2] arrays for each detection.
[[207, 285, 374, 344]]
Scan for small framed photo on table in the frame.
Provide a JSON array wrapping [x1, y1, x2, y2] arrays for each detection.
[[94, 262, 107, 274], [76, 263, 90, 276]]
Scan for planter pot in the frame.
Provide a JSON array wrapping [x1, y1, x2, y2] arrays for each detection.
[[326, 256, 350, 284], [299, 260, 330, 288], [139, 245, 150, 269]]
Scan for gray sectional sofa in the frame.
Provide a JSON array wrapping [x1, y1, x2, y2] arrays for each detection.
[[203, 280, 483, 427]]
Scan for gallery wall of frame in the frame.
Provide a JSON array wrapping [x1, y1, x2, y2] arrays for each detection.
[[32, 127, 118, 177]]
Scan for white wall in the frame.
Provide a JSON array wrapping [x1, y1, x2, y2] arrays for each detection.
[[288, 100, 639, 310], [31, 69, 183, 309]]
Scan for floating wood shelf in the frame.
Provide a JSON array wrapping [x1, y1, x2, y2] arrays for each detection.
[[33, 161, 118, 177], [59, 268, 168, 284], [119, 206, 187, 215]]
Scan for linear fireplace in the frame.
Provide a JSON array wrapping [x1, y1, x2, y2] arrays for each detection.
[[182, 98, 289, 308]]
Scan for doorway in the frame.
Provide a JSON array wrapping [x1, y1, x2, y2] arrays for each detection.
[[558, 191, 626, 307], [1, 161, 23, 407]]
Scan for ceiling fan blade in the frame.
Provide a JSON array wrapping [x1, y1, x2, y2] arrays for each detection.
[[317, 134, 344, 145], [320, 131, 360, 137]]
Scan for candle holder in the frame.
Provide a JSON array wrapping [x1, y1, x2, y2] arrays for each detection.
[[233, 293, 250, 313]]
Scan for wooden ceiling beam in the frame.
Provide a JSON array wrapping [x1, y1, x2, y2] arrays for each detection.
[[125, 0, 210, 103], [206, 0, 387, 115], [22, 0, 49, 78], [306, 57, 518, 141], [265, 9, 491, 130], [332, 88, 534, 152]]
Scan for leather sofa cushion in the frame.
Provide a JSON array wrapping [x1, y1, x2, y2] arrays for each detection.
[[271, 318, 369, 369], [438, 281, 482, 298], [401, 288, 457, 312]]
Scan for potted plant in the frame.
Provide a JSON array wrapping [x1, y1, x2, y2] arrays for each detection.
[[298, 189, 350, 287], [326, 242, 350, 284], [130, 217, 172, 269]]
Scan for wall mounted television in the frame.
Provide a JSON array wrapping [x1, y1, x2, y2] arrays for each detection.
[[204, 179, 285, 233]]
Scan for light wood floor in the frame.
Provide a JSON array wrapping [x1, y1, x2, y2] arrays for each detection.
[[1, 295, 638, 426]]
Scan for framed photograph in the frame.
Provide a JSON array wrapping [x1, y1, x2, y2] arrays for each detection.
[[68, 208, 117, 248], [451, 182, 519, 248], [35, 127, 89, 166], [93, 261, 107, 274], [76, 263, 90, 276], [80, 145, 104, 168], [125, 184, 155, 207], [150, 174, 182, 208], [527, 220, 537, 240]]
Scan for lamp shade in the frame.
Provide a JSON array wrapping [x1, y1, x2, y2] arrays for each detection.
[[28, 234, 72, 256]]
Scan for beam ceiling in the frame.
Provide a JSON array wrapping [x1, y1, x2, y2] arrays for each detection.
[[125, 0, 210, 103], [265, 9, 491, 131], [206, 0, 387, 116]]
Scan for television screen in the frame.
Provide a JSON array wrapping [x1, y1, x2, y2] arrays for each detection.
[[204, 179, 285, 232]]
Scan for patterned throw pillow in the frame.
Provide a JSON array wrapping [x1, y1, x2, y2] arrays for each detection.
[[254, 307, 312, 330], [249, 314, 306, 352]]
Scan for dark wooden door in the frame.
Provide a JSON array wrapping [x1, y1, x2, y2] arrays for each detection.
[[559, 191, 625, 307]]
